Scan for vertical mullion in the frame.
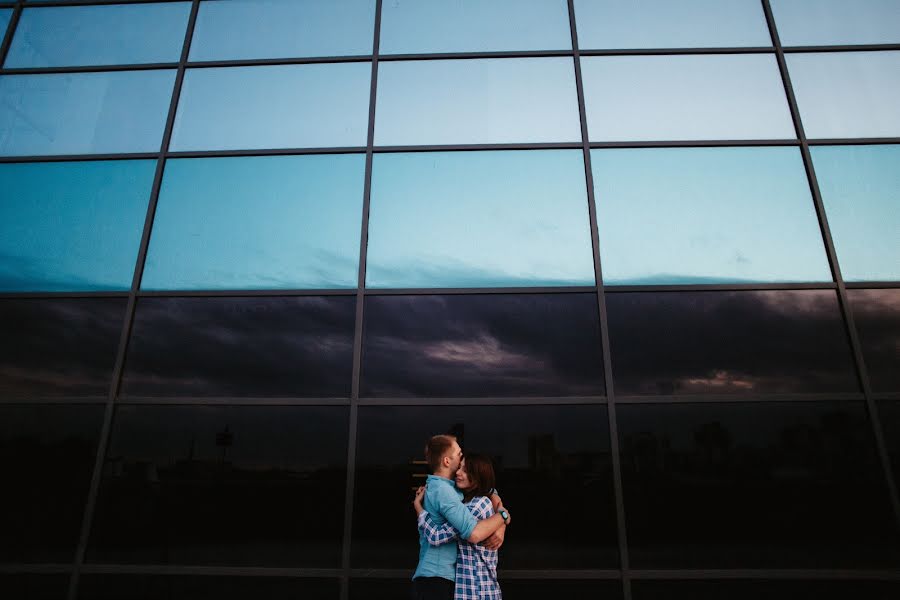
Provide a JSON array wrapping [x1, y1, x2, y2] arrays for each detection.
[[761, 0, 900, 529], [567, 2, 631, 599], [65, 3, 202, 599], [341, 2, 382, 599]]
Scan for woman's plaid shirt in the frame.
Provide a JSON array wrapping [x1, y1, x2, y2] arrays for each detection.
[[417, 496, 502, 600]]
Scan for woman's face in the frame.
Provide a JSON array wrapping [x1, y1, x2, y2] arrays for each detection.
[[455, 458, 473, 491]]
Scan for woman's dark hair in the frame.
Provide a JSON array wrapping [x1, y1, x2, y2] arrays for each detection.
[[460, 453, 496, 503]]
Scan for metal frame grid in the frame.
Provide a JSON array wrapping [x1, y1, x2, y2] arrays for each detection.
[[0, 1, 898, 599]]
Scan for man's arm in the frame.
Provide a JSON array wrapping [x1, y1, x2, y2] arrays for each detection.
[[439, 492, 507, 544]]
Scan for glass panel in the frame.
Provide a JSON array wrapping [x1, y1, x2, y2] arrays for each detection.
[[848, 289, 900, 393], [591, 147, 831, 284], [0, 160, 155, 291], [142, 155, 364, 290], [787, 51, 900, 138], [0, 70, 176, 156], [606, 290, 859, 395], [170, 63, 370, 151], [380, 0, 571, 54], [581, 55, 795, 141], [0, 575, 70, 600], [361, 294, 605, 397], [5, 3, 190, 68], [87, 405, 349, 566], [351, 580, 624, 599], [0, 404, 105, 562], [352, 405, 618, 568], [633, 580, 900, 600], [367, 150, 595, 288], [574, 0, 771, 49], [0, 299, 127, 397], [121, 297, 355, 397], [812, 145, 900, 281], [78, 576, 339, 599], [190, 0, 374, 61], [880, 401, 900, 492], [618, 401, 899, 567], [374, 58, 581, 145], [771, 0, 900, 46], [0, 10, 11, 40]]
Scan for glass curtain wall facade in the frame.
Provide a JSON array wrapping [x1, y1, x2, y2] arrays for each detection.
[[1, 1, 898, 598]]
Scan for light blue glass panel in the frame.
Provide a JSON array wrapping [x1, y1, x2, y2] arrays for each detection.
[[0, 160, 155, 291], [366, 150, 596, 288], [0, 70, 176, 156], [5, 4, 190, 68], [142, 154, 364, 290], [581, 55, 795, 141], [380, 0, 571, 54], [787, 51, 900, 139], [0, 10, 11, 41], [170, 64, 370, 151], [811, 145, 900, 282], [771, 0, 900, 45], [375, 58, 580, 145], [574, 0, 770, 49], [190, 0, 375, 61], [591, 147, 832, 285]]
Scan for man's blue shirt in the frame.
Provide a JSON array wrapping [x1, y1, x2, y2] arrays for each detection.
[[412, 474, 478, 581]]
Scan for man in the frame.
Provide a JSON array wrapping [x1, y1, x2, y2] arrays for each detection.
[[411, 434, 510, 600]]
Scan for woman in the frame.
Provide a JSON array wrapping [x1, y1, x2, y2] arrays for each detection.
[[413, 454, 506, 600]]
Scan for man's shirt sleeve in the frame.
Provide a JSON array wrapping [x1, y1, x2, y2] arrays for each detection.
[[436, 486, 478, 540]]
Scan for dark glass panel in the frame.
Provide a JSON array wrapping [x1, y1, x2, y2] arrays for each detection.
[[86, 405, 349, 566], [0, 299, 127, 397], [121, 296, 355, 397], [633, 580, 900, 600], [352, 405, 617, 568], [606, 290, 859, 395], [0, 575, 70, 600], [848, 289, 900, 392], [77, 575, 338, 599], [618, 401, 898, 567], [350, 579, 623, 599], [361, 294, 605, 397], [878, 401, 900, 489], [0, 404, 105, 562]]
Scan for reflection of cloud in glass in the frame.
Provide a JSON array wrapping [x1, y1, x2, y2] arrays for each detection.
[[361, 294, 605, 397], [607, 290, 859, 395], [367, 150, 595, 288], [593, 147, 831, 285], [121, 296, 355, 397], [848, 289, 900, 392], [0, 299, 126, 396]]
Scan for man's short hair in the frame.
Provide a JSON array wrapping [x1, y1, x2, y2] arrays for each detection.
[[425, 434, 457, 472]]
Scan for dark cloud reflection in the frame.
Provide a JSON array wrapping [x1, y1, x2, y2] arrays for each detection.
[[121, 296, 355, 397], [606, 290, 860, 395], [848, 289, 900, 393], [361, 294, 605, 397]]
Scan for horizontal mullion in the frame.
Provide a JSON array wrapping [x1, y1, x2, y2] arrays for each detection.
[[808, 138, 900, 146], [616, 392, 866, 404], [165, 147, 366, 159], [0, 564, 72, 574], [186, 55, 372, 69], [844, 281, 900, 289], [373, 142, 582, 153], [378, 49, 573, 61], [0, 63, 177, 75], [632, 569, 900, 580], [603, 282, 837, 292], [357, 396, 607, 406], [0, 397, 107, 405], [363, 285, 596, 295], [580, 47, 774, 56], [18, 0, 187, 6], [78, 565, 342, 577], [115, 397, 351, 406], [874, 393, 900, 402], [0, 291, 130, 299], [137, 288, 357, 298], [589, 140, 799, 149], [0, 153, 158, 163], [783, 44, 900, 53]]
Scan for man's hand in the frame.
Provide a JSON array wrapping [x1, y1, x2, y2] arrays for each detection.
[[481, 525, 505, 551]]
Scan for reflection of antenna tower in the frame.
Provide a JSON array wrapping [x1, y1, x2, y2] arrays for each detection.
[[528, 434, 560, 473]]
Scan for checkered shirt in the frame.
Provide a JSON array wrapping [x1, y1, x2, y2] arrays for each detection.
[[418, 495, 502, 600]]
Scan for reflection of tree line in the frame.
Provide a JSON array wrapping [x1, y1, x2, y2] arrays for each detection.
[[622, 411, 872, 481]]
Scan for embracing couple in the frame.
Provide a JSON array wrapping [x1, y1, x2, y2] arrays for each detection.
[[410, 434, 512, 600]]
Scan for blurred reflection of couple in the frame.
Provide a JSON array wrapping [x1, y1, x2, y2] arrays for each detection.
[[410, 434, 511, 600]]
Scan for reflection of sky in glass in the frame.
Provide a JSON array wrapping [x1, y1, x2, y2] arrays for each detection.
[[574, 0, 770, 49], [5, 4, 190, 68], [366, 150, 595, 288], [582, 55, 794, 141], [374, 58, 581, 145], [0, 70, 176, 156], [170, 64, 371, 151], [771, 0, 900, 45], [787, 52, 900, 139], [812, 145, 899, 282], [0, 161, 155, 291], [0, 10, 11, 40], [592, 147, 832, 284], [380, 0, 571, 54], [142, 155, 364, 290], [189, 0, 374, 61]]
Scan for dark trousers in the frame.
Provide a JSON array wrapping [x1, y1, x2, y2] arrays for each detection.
[[411, 577, 454, 600]]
